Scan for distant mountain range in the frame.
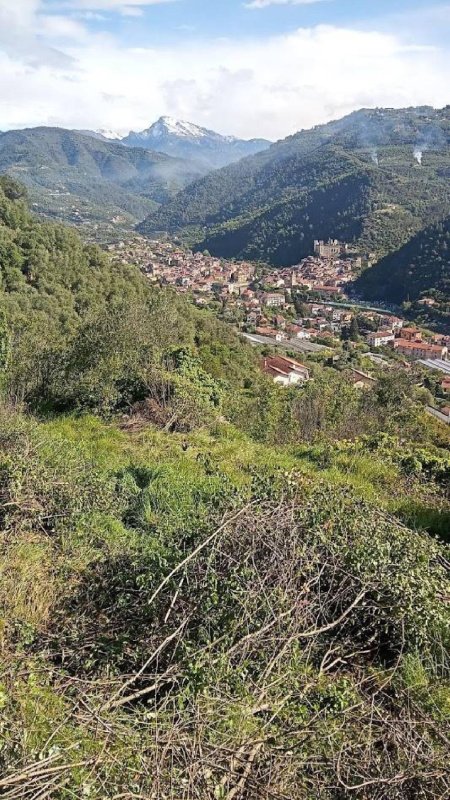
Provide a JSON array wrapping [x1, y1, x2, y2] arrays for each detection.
[[119, 117, 271, 169], [139, 106, 450, 281], [79, 128, 124, 142], [0, 118, 270, 234], [1, 108, 450, 308], [79, 116, 271, 170]]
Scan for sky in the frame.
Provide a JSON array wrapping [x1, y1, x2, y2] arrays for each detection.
[[1, 0, 449, 140]]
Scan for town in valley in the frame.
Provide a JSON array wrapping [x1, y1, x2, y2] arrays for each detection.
[[108, 236, 450, 419]]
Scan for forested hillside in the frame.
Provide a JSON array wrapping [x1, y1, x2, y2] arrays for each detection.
[[139, 106, 450, 266], [0, 127, 203, 236], [355, 215, 450, 302], [0, 175, 257, 413], [0, 177, 449, 799]]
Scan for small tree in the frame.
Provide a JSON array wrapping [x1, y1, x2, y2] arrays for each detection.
[[0, 307, 10, 395], [349, 316, 360, 342]]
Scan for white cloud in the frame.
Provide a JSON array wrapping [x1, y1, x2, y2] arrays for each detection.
[[72, 10, 108, 19], [0, 0, 81, 67], [38, 14, 89, 40], [0, 5, 449, 140], [245, 0, 327, 8], [0, 0, 41, 28], [66, 0, 178, 13]]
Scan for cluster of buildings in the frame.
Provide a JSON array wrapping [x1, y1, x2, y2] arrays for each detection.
[[106, 237, 449, 403], [251, 301, 354, 343], [107, 236, 256, 295], [367, 324, 449, 361], [108, 237, 369, 304], [261, 243, 368, 297], [107, 237, 367, 345]]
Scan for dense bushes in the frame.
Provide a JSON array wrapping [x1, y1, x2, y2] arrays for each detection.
[[0, 177, 263, 416]]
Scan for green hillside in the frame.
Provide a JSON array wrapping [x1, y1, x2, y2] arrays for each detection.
[[139, 106, 450, 266], [0, 177, 449, 799], [353, 214, 450, 331], [355, 214, 450, 303], [0, 127, 203, 238]]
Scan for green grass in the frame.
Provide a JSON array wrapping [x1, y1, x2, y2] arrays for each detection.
[[41, 415, 450, 541]]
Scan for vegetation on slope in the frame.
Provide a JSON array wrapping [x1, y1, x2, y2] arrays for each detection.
[[0, 128, 203, 233], [355, 214, 450, 304], [0, 178, 449, 799], [0, 411, 449, 799]]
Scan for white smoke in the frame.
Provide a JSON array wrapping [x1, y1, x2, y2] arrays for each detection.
[[370, 148, 379, 166], [414, 148, 423, 165]]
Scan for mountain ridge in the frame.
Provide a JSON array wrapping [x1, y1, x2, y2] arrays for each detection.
[[354, 214, 450, 304], [0, 126, 204, 235], [78, 128, 125, 142], [0, 119, 272, 233], [121, 115, 271, 169], [138, 106, 450, 269], [75, 116, 271, 169]]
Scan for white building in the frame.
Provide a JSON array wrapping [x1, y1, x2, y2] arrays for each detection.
[[263, 356, 310, 386], [367, 331, 395, 348]]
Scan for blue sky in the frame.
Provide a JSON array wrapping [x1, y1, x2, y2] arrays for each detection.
[[41, 0, 450, 45], [1, 1, 449, 138]]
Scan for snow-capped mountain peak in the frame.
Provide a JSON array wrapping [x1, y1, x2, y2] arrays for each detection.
[[121, 117, 271, 169], [146, 116, 211, 140], [76, 128, 125, 143], [95, 128, 124, 141]]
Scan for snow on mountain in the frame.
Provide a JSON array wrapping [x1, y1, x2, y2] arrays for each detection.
[[95, 128, 124, 141], [122, 117, 270, 170], [148, 117, 210, 139], [77, 128, 125, 142], [77, 116, 270, 170], [126, 117, 221, 143]]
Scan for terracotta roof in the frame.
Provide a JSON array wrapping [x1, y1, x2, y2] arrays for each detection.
[[368, 330, 394, 338], [395, 339, 445, 353], [263, 355, 309, 377], [256, 327, 278, 337]]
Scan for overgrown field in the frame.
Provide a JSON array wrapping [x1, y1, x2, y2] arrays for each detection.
[[0, 176, 449, 799]]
